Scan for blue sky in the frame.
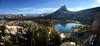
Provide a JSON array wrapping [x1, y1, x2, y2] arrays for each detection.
[[0, 0, 100, 14]]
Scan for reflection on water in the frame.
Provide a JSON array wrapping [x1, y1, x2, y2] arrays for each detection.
[[54, 23, 81, 32]]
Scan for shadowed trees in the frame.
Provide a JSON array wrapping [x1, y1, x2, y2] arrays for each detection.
[[49, 31, 62, 46], [31, 27, 49, 46], [92, 12, 100, 46]]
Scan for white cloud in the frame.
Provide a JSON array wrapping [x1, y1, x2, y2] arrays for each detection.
[[18, 8, 33, 10], [68, 0, 100, 11], [17, 8, 58, 14], [36, 8, 58, 13], [96, 0, 100, 4], [91, 0, 100, 7], [18, 7, 87, 13], [67, 7, 87, 11], [16, 0, 100, 14], [17, 7, 87, 13]]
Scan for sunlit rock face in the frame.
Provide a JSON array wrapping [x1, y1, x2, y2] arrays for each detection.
[[92, 13, 100, 33], [5, 25, 23, 35]]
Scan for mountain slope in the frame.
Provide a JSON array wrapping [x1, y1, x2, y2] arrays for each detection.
[[45, 5, 100, 24], [74, 7, 100, 24]]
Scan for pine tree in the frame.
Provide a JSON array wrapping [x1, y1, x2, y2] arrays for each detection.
[[31, 27, 49, 46], [49, 31, 62, 46]]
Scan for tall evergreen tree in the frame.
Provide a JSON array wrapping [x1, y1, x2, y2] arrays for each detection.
[[49, 31, 62, 46], [31, 27, 49, 46]]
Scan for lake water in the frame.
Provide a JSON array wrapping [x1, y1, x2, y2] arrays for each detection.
[[53, 23, 81, 32]]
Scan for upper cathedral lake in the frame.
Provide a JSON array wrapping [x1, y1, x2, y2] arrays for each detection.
[[53, 23, 81, 32]]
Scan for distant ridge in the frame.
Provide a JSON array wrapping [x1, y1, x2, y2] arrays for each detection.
[[44, 5, 100, 24]]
